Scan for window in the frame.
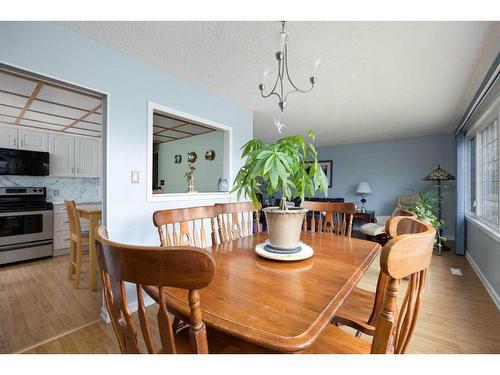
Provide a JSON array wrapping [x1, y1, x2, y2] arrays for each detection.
[[466, 104, 500, 231], [479, 120, 499, 224]]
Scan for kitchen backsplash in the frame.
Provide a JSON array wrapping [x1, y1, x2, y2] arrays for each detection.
[[0, 176, 101, 203]]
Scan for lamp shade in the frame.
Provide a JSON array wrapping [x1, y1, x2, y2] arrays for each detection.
[[356, 182, 372, 194], [423, 164, 455, 181]]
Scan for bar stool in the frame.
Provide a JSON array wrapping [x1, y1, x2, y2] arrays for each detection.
[[65, 200, 89, 288]]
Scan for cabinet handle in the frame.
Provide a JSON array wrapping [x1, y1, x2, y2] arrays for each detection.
[[13, 138, 16, 146], [72, 167, 74, 174]]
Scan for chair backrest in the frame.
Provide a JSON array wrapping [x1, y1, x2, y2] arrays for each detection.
[[215, 202, 261, 243], [153, 206, 219, 247], [64, 200, 82, 238], [370, 216, 435, 354], [300, 201, 356, 237], [394, 194, 419, 211], [95, 226, 215, 354]]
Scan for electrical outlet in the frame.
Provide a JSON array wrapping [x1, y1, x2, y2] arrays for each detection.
[[131, 171, 140, 184], [53, 189, 59, 196]]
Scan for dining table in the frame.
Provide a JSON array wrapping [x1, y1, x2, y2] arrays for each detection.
[[146, 231, 381, 353], [76, 203, 102, 291]]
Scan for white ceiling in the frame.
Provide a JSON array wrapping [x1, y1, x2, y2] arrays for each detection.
[[61, 21, 500, 146], [0, 68, 103, 137]]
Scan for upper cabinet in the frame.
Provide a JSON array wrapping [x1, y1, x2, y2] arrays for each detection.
[[49, 133, 75, 177], [75, 136, 99, 178], [49, 133, 100, 178], [0, 124, 17, 148], [0, 124, 49, 152], [18, 128, 48, 152]]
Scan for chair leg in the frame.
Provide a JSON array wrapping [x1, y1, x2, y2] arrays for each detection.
[[68, 241, 76, 280], [74, 241, 83, 289]]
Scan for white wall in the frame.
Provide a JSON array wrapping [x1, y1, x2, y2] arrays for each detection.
[[158, 131, 224, 193]]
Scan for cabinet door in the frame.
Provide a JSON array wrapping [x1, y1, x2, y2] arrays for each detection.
[[18, 128, 48, 152], [48, 133, 75, 177], [75, 136, 99, 178], [0, 124, 18, 149]]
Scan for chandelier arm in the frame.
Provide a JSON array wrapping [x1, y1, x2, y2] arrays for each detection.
[[284, 44, 310, 93], [283, 84, 315, 103], [260, 57, 283, 100]]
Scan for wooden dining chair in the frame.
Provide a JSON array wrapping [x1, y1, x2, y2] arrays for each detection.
[[300, 201, 356, 237], [208, 216, 435, 354], [215, 202, 261, 243], [333, 212, 427, 339], [153, 206, 220, 247], [65, 200, 89, 288], [95, 226, 216, 354]]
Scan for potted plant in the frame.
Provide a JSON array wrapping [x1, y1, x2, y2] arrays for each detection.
[[409, 187, 447, 249], [232, 131, 328, 251]]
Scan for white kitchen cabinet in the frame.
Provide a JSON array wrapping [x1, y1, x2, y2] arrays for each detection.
[[18, 128, 48, 152], [0, 124, 18, 148], [75, 136, 99, 178], [49, 133, 75, 177]]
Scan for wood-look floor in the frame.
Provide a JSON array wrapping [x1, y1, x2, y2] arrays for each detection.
[[0, 255, 101, 353], [1, 244, 499, 354]]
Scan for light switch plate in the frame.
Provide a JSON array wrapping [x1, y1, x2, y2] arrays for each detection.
[[131, 171, 140, 184]]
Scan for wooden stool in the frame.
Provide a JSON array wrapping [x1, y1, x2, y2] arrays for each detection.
[[65, 200, 89, 288]]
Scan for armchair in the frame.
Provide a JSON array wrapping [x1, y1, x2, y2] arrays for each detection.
[[360, 195, 418, 244]]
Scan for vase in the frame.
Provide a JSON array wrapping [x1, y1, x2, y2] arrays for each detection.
[[218, 178, 229, 192]]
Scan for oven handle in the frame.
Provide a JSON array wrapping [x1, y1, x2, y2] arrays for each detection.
[[0, 210, 53, 217], [0, 240, 53, 252]]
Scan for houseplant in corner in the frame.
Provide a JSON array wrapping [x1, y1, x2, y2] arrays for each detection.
[[232, 130, 328, 252]]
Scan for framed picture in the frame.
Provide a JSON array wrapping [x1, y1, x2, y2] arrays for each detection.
[[306, 160, 333, 188]]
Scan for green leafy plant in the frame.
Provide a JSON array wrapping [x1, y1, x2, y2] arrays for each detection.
[[232, 130, 328, 210], [409, 187, 447, 246]]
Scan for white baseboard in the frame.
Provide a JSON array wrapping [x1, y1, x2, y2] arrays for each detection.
[[100, 294, 156, 323], [465, 252, 500, 311]]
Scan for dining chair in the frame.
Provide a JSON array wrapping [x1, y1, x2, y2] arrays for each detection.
[[207, 216, 435, 354], [332, 211, 426, 338], [153, 206, 220, 247], [300, 201, 356, 237], [214, 202, 261, 243], [65, 200, 89, 288], [95, 226, 216, 354]]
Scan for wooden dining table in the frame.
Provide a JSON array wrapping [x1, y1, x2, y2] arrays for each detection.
[[76, 204, 102, 291], [146, 231, 381, 353]]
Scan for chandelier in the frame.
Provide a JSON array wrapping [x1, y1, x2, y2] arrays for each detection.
[[258, 21, 320, 112]]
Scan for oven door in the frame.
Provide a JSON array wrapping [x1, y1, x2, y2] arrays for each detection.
[[0, 210, 53, 247]]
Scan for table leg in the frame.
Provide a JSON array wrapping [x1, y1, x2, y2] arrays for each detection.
[[89, 214, 98, 291]]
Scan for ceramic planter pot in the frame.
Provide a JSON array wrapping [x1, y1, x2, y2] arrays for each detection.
[[263, 207, 307, 250]]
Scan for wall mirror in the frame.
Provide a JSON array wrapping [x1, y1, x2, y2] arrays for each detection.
[[148, 102, 232, 200]]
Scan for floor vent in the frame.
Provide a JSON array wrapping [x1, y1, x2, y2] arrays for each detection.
[[450, 268, 463, 276]]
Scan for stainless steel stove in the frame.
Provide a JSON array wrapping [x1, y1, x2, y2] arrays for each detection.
[[0, 187, 53, 265]]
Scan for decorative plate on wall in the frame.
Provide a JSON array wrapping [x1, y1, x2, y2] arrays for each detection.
[[174, 155, 182, 164], [187, 152, 197, 163], [205, 150, 216, 161]]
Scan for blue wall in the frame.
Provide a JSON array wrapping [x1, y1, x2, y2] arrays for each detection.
[[317, 133, 456, 237]]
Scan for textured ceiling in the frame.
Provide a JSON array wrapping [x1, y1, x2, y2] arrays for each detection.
[[61, 21, 500, 146]]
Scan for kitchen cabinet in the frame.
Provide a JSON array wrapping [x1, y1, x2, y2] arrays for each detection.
[[18, 128, 48, 152], [0, 124, 19, 148], [49, 133, 100, 178], [75, 136, 99, 178], [49, 133, 75, 177]]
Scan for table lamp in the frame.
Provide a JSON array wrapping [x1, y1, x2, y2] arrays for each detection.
[[356, 182, 372, 213]]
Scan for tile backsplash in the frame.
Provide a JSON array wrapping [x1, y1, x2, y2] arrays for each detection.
[[0, 176, 101, 203]]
